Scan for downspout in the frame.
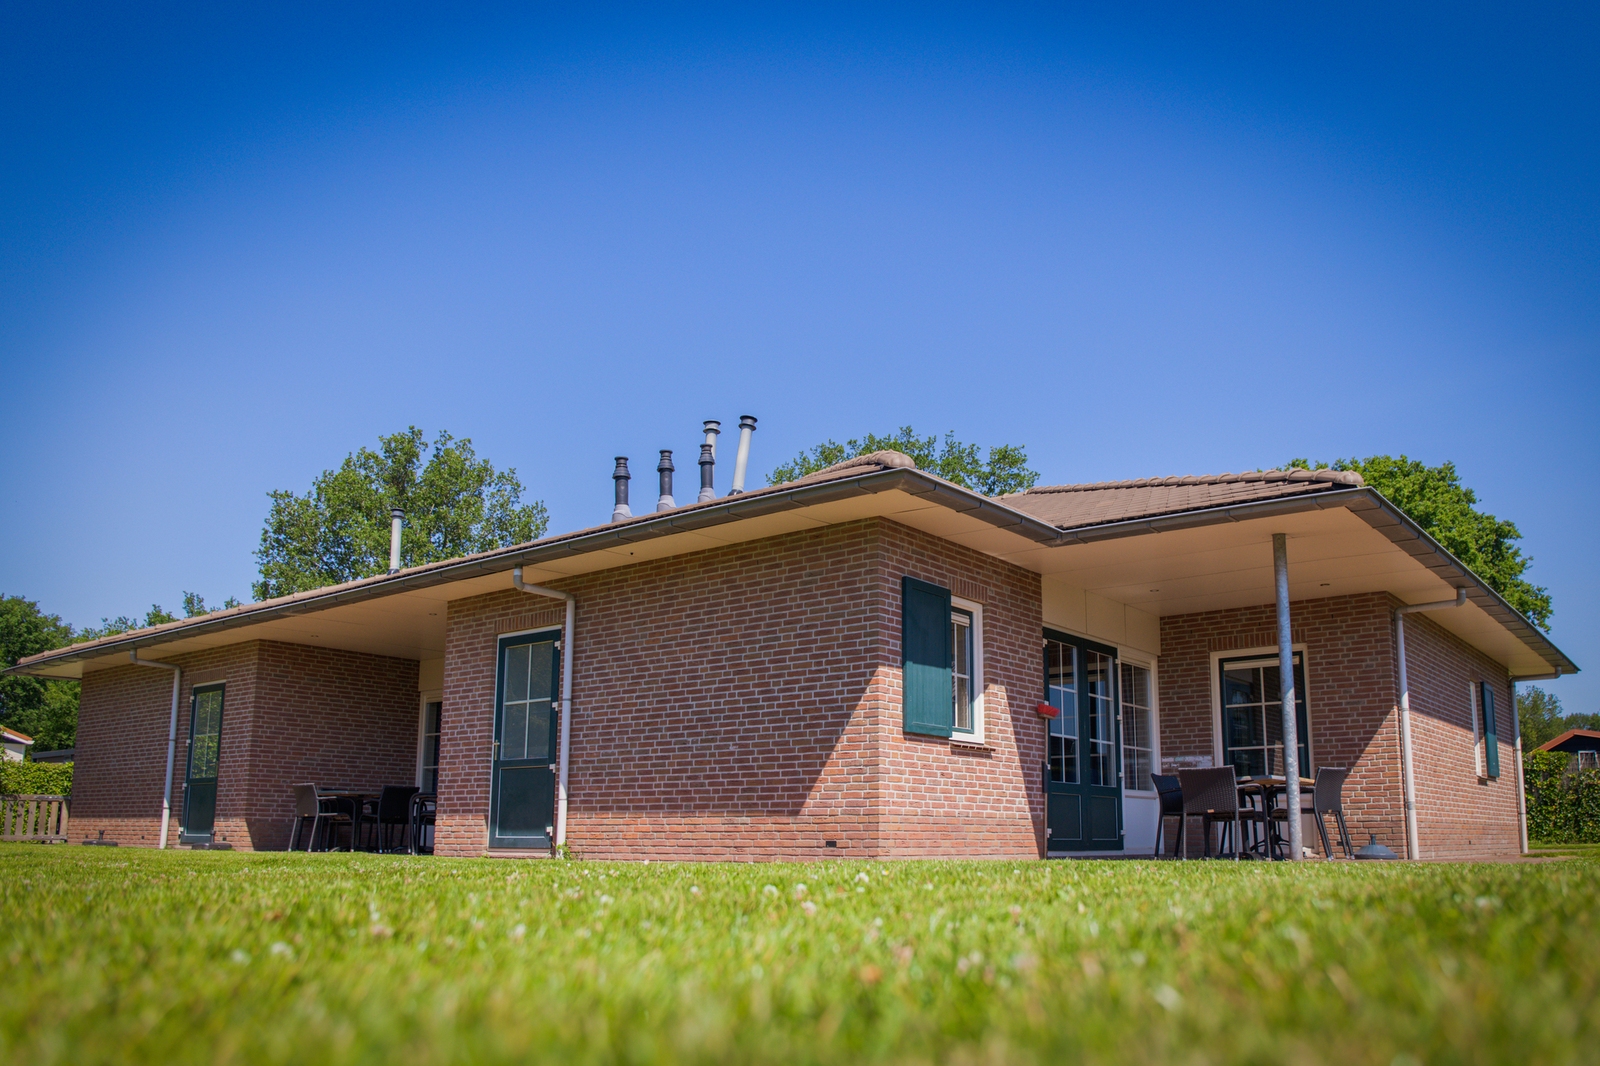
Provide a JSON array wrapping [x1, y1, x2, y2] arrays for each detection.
[[1510, 667, 1561, 855], [512, 567, 575, 851], [1394, 588, 1467, 860], [129, 651, 182, 849]]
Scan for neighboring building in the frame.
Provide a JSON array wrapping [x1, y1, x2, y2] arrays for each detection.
[[9, 450, 1576, 859], [1537, 729, 1600, 770], [2, 727, 34, 763], [29, 748, 76, 764]]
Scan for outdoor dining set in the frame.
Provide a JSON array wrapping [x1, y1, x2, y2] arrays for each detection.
[[289, 783, 437, 854], [1151, 765, 1357, 859]]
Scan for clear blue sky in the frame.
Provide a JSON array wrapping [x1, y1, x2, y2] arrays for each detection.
[[3, 4, 1596, 712]]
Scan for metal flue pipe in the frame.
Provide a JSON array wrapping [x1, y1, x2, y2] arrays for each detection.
[[1272, 533, 1303, 861], [656, 450, 675, 511], [697, 443, 716, 503], [611, 458, 632, 522], [728, 415, 757, 494], [129, 651, 182, 849], [1395, 587, 1468, 859], [388, 508, 404, 574]]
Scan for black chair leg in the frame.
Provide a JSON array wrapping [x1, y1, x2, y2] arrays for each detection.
[[1315, 812, 1333, 860], [1335, 812, 1354, 858]]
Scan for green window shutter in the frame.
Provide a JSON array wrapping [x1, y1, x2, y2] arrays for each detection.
[[902, 576, 953, 738], [1480, 682, 1499, 778]]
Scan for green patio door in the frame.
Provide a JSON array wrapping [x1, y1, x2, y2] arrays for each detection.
[[181, 684, 225, 844], [1044, 631, 1123, 852], [489, 632, 560, 849]]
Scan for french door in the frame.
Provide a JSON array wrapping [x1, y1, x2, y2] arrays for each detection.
[[1044, 630, 1123, 852], [181, 684, 225, 843], [489, 631, 560, 849]]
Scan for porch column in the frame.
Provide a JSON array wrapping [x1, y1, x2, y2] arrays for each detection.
[[1272, 534, 1304, 861]]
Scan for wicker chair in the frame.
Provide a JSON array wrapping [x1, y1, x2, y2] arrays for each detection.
[[372, 785, 420, 853], [1150, 774, 1184, 858], [1269, 766, 1355, 859], [1177, 767, 1260, 859], [289, 783, 351, 852]]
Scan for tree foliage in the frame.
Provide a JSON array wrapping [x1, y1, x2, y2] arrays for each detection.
[[1518, 686, 1600, 750], [0, 594, 79, 752], [1286, 455, 1552, 630], [255, 427, 549, 599], [769, 427, 1039, 497]]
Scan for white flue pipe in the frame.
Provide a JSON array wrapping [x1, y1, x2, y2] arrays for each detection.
[[1395, 588, 1468, 860], [729, 415, 757, 494], [388, 508, 404, 574], [512, 568, 575, 851], [129, 651, 182, 849]]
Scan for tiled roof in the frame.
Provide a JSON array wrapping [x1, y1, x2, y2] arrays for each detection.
[[1001, 468, 1365, 531], [1536, 728, 1600, 752], [1, 726, 33, 743]]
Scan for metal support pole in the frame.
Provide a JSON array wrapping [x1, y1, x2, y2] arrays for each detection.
[[130, 652, 182, 849], [1272, 534, 1303, 861]]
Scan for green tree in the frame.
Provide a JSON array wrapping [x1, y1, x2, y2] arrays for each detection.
[[1518, 686, 1600, 749], [255, 427, 549, 599], [1285, 455, 1552, 630], [0, 595, 80, 752], [770, 427, 1039, 497]]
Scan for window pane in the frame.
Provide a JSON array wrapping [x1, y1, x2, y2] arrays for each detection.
[[502, 701, 528, 761], [953, 677, 971, 732], [950, 612, 973, 732], [505, 644, 530, 703], [525, 700, 552, 761], [529, 642, 553, 702]]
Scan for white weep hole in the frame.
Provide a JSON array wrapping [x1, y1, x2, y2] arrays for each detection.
[[1394, 587, 1467, 860], [129, 651, 182, 849], [511, 567, 575, 850], [388, 508, 404, 574], [728, 415, 757, 494]]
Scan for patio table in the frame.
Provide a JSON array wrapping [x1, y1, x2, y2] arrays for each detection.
[[1237, 776, 1314, 859], [315, 789, 371, 851]]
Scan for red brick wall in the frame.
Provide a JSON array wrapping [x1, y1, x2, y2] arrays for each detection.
[[72, 641, 419, 850], [875, 521, 1044, 858], [1159, 592, 1523, 859], [1159, 593, 1406, 856], [1400, 611, 1519, 859], [438, 517, 1044, 860]]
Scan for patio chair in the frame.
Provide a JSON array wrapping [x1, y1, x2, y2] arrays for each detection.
[[1269, 766, 1354, 859], [289, 783, 351, 852], [372, 785, 419, 853], [409, 792, 436, 855], [1177, 767, 1260, 860], [1150, 774, 1184, 858]]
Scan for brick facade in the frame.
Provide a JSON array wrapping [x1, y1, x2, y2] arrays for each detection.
[[1158, 592, 1520, 859], [72, 641, 418, 850], [438, 517, 1044, 860]]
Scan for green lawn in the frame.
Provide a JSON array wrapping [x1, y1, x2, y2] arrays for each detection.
[[2, 847, 1596, 1065]]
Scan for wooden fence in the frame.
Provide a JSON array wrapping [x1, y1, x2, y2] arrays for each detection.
[[1, 794, 70, 843]]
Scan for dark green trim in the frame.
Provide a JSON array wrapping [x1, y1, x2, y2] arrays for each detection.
[[902, 576, 953, 738]]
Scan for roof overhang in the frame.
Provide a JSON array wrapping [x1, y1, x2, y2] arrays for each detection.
[[11, 467, 1575, 681]]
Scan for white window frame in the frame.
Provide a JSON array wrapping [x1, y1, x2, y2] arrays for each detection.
[[1208, 644, 1312, 774], [1119, 656, 1160, 795], [1469, 681, 1486, 779], [416, 692, 443, 790], [951, 595, 986, 745]]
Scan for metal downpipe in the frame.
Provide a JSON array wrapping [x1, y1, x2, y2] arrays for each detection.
[[1394, 588, 1468, 860]]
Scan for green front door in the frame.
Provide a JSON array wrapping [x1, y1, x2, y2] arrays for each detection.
[[1044, 631, 1123, 852], [181, 684, 225, 843], [489, 632, 560, 849]]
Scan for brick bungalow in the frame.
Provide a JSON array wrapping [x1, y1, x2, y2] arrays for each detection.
[[11, 450, 1576, 860]]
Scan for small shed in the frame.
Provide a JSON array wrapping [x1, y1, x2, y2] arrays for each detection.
[[1, 727, 33, 763], [1538, 729, 1600, 770]]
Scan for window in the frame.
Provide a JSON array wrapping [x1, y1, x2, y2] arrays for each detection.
[[1219, 653, 1310, 777], [952, 608, 974, 733], [1085, 649, 1117, 787], [1479, 681, 1499, 779], [420, 701, 442, 793], [1121, 662, 1154, 792], [1047, 639, 1078, 783]]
